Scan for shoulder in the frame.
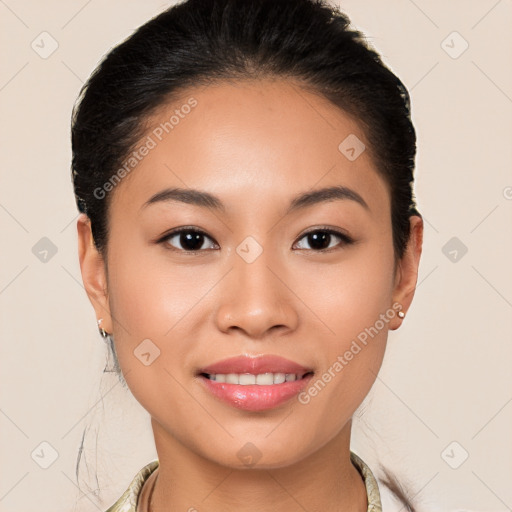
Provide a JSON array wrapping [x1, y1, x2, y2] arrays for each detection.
[[104, 460, 159, 512]]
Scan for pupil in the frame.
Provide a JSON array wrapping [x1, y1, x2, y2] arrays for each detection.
[[181, 231, 203, 250], [309, 232, 330, 250], [178, 231, 332, 251]]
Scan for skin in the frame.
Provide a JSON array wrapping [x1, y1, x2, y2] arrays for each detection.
[[77, 78, 423, 512]]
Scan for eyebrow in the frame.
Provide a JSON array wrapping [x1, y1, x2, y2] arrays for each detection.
[[140, 185, 370, 215]]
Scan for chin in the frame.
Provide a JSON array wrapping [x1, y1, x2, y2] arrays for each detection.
[[199, 437, 315, 471]]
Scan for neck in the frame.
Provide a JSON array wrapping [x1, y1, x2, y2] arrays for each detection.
[[149, 418, 368, 512]]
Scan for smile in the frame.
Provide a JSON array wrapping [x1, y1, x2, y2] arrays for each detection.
[[203, 372, 312, 385]]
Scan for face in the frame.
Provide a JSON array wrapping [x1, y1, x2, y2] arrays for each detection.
[[78, 78, 422, 469]]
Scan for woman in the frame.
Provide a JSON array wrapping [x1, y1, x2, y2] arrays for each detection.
[[72, 0, 423, 510]]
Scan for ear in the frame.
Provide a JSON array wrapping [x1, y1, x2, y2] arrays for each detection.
[[389, 215, 424, 330], [77, 213, 112, 333]]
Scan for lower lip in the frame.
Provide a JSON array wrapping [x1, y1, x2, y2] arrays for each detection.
[[199, 374, 314, 412]]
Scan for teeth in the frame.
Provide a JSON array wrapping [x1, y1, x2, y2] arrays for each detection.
[[256, 373, 273, 385], [226, 373, 239, 384], [273, 373, 286, 384], [239, 374, 256, 385], [207, 372, 303, 385]]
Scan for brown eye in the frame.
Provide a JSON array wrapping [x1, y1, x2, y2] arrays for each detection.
[[294, 229, 353, 252], [158, 226, 353, 254], [161, 228, 217, 252]]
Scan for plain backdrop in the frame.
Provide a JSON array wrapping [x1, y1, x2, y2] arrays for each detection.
[[1, 1, 511, 511]]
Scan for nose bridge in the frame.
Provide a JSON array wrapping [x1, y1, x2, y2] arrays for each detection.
[[236, 244, 280, 300], [215, 239, 298, 337], [233, 231, 283, 295]]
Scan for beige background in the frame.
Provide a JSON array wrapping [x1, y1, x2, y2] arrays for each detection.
[[1, 0, 511, 511]]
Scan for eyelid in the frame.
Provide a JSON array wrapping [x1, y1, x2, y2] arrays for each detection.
[[297, 225, 353, 241]]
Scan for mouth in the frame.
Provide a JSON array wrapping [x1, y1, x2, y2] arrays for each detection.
[[199, 371, 314, 385], [196, 355, 315, 411]]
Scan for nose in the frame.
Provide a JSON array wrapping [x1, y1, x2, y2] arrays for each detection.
[[215, 251, 299, 340]]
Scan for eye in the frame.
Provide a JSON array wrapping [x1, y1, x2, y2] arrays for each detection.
[[159, 227, 218, 253], [157, 226, 354, 254], [293, 228, 354, 252]]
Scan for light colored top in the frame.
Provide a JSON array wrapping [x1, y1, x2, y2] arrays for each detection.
[[104, 451, 382, 512]]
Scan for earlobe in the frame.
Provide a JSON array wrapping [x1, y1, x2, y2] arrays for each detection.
[[390, 215, 424, 330], [77, 213, 112, 333]]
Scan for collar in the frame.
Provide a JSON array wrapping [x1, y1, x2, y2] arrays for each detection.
[[104, 450, 382, 511]]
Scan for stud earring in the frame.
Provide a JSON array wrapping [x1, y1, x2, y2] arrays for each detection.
[[97, 318, 109, 338], [397, 310, 405, 319]]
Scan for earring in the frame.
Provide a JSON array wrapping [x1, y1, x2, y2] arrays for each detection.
[[97, 318, 109, 338], [397, 310, 405, 319]]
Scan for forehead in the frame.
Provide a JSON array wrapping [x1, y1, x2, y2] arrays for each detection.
[[110, 78, 390, 218]]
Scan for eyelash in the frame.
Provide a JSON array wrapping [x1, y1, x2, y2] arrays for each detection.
[[156, 226, 354, 255]]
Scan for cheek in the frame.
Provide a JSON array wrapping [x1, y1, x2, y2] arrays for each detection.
[[106, 239, 202, 339], [105, 240, 220, 399], [295, 239, 395, 413], [302, 238, 395, 341], [104, 247, 197, 416], [103, 240, 191, 397]]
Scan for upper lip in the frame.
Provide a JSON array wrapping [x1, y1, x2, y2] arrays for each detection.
[[198, 355, 314, 377]]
